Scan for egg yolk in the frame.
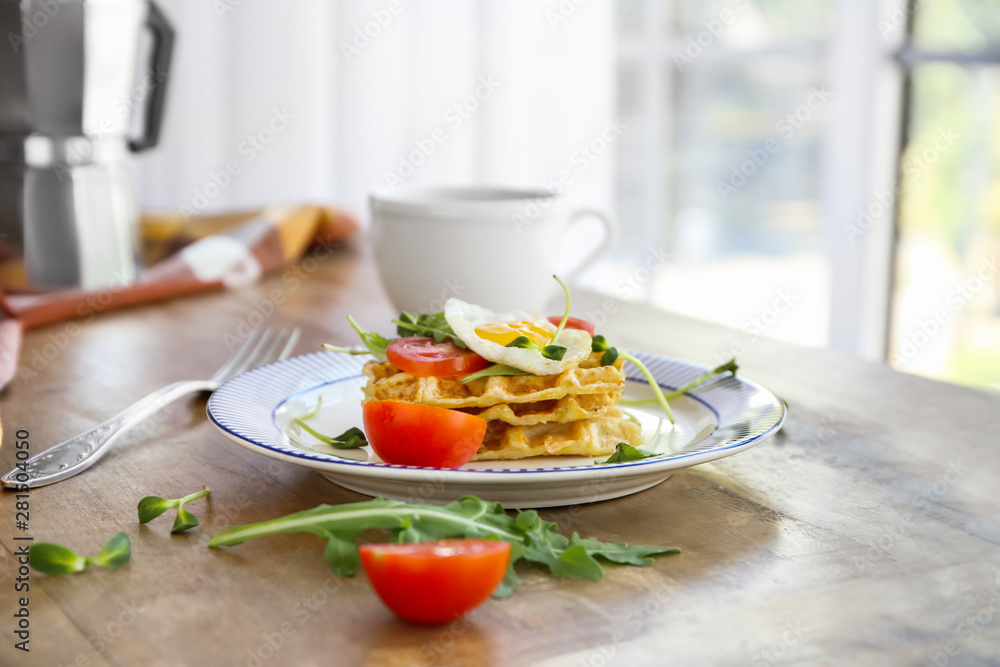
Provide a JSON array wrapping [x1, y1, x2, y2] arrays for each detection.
[[474, 320, 552, 347]]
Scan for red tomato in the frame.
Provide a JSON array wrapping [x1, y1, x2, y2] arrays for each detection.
[[359, 539, 511, 624], [386, 336, 491, 377], [547, 316, 596, 336], [362, 400, 487, 468]]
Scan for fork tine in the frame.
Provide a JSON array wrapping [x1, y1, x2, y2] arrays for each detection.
[[209, 326, 265, 383], [274, 328, 301, 363], [215, 328, 274, 383], [255, 328, 301, 369]]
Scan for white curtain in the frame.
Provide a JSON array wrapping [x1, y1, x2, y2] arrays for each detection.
[[131, 0, 617, 224]]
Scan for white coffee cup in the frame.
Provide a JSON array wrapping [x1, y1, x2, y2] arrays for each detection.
[[370, 186, 619, 314]]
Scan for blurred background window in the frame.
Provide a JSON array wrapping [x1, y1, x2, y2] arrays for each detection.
[[890, 0, 1000, 393], [132, 0, 999, 393]]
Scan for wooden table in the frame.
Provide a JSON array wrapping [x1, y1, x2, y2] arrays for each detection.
[[2, 242, 999, 667]]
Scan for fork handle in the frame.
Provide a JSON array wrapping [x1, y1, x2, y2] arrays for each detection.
[[1, 380, 212, 489]]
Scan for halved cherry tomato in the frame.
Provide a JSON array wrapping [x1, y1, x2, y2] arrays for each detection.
[[386, 336, 490, 377], [547, 316, 596, 336], [362, 400, 487, 468], [359, 539, 511, 624]]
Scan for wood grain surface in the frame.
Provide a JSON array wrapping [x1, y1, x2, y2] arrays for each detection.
[[1, 242, 999, 667]]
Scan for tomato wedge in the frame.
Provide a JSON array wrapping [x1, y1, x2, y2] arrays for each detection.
[[386, 336, 490, 377], [359, 539, 511, 624], [547, 316, 596, 336], [362, 400, 487, 468]]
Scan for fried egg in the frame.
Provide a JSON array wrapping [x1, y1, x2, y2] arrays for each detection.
[[444, 298, 593, 376]]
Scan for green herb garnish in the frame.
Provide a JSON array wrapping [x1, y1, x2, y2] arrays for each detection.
[[323, 316, 394, 361], [550, 274, 571, 343], [505, 335, 567, 361], [29, 532, 131, 575], [621, 358, 739, 405], [289, 397, 368, 449], [209, 496, 679, 598], [393, 312, 467, 348], [459, 364, 534, 384], [295, 422, 367, 449], [138, 487, 211, 533], [598, 443, 654, 464], [591, 335, 674, 423]]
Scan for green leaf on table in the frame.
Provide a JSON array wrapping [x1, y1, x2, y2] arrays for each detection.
[[172, 507, 200, 534], [210, 495, 680, 597], [568, 533, 680, 565], [138, 487, 210, 533], [137, 495, 176, 523], [89, 532, 132, 569], [552, 544, 604, 581], [29, 542, 88, 575]]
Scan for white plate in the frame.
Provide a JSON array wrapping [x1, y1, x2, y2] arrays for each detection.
[[207, 351, 785, 508]]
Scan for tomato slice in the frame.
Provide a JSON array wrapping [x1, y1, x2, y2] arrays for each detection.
[[359, 539, 511, 624], [547, 316, 596, 336], [362, 400, 487, 468], [386, 336, 490, 377]]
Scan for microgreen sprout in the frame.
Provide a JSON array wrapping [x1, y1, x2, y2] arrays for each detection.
[[505, 335, 567, 361], [550, 274, 571, 344], [291, 397, 368, 449], [29, 532, 131, 575], [591, 336, 675, 423], [620, 358, 739, 405], [138, 487, 211, 534]]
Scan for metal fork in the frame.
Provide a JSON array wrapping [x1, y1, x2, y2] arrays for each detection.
[[1, 327, 300, 489]]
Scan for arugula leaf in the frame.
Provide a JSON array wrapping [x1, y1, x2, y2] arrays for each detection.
[[209, 496, 679, 598], [598, 442, 654, 464], [352, 316, 394, 361], [568, 533, 680, 565], [459, 364, 533, 384], [394, 312, 467, 348]]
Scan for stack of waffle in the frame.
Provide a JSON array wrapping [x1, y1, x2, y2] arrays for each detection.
[[362, 353, 644, 460]]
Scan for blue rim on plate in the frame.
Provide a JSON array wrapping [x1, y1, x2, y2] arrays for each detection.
[[207, 350, 786, 479]]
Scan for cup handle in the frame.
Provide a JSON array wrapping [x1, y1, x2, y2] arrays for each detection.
[[563, 208, 620, 283]]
